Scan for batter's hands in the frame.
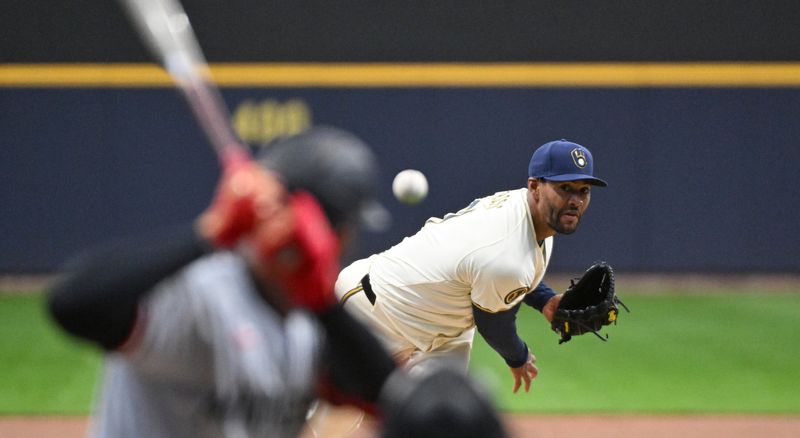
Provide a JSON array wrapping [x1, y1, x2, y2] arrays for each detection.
[[509, 352, 539, 393], [197, 150, 288, 248], [198, 150, 341, 311]]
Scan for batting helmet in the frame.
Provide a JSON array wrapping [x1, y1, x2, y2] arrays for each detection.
[[257, 126, 389, 232], [380, 368, 508, 438]]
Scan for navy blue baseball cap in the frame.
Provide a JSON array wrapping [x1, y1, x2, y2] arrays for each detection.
[[528, 139, 607, 187]]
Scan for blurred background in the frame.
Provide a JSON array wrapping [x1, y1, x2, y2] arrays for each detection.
[[3, 0, 800, 274], [1, 0, 799, 435]]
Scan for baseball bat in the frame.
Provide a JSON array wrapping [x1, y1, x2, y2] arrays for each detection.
[[118, 0, 247, 164]]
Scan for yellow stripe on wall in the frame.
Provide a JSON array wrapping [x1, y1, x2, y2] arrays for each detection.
[[2, 62, 800, 88]]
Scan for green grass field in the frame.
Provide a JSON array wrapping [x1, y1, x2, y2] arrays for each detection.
[[1, 290, 799, 415], [472, 292, 800, 413], [0, 293, 100, 414]]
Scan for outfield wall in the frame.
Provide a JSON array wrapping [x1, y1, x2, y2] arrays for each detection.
[[2, 82, 798, 272], [2, 1, 798, 273]]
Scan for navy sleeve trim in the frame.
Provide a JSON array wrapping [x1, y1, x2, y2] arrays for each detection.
[[523, 281, 557, 312], [472, 303, 528, 368]]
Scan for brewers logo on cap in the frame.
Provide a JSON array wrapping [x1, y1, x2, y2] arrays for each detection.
[[571, 148, 588, 168], [528, 139, 608, 186]]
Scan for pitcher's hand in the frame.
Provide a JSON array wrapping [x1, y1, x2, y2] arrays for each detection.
[[509, 352, 538, 393]]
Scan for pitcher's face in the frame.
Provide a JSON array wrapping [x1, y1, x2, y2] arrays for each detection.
[[530, 179, 592, 235]]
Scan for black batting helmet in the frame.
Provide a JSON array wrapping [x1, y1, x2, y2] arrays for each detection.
[[257, 126, 388, 232], [380, 368, 509, 438]]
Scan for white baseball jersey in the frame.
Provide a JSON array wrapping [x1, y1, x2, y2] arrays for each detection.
[[338, 188, 552, 355], [92, 252, 322, 438]]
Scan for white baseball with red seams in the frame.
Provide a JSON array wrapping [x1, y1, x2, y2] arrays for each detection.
[[392, 169, 428, 204]]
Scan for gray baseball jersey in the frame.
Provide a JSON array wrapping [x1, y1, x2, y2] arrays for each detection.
[[91, 252, 322, 438]]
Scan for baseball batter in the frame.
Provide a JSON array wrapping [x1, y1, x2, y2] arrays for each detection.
[[47, 128, 399, 438], [336, 139, 608, 392]]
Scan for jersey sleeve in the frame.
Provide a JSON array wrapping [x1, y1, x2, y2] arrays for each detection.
[[46, 224, 210, 351], [468, 258, 530, 313], [522, 281, 557, 312]]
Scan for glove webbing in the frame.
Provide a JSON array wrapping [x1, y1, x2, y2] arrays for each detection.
[[559, 273, 630, 344]]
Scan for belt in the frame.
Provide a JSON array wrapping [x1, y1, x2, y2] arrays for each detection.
[[361, 274, 376, 305]]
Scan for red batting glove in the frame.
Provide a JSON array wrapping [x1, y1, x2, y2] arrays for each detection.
[[197, 150, 288, 248], [253, 191, 341, 312]]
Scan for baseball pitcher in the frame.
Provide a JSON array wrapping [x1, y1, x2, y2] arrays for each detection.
[[336, 139, 608, 393]]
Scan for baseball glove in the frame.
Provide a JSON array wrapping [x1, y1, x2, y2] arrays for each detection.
[[551, 261, 629, 344]]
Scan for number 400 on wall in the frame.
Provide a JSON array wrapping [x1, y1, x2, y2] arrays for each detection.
[[232, 98, 312, 145]]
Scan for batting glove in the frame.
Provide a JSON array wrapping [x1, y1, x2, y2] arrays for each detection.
[[197, 150, 288, 248]]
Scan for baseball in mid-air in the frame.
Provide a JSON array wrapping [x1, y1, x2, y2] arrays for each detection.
[[392, 169, 428, 204]]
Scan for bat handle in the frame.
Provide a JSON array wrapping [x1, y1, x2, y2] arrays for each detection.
[[219, 145, 253, 169]]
